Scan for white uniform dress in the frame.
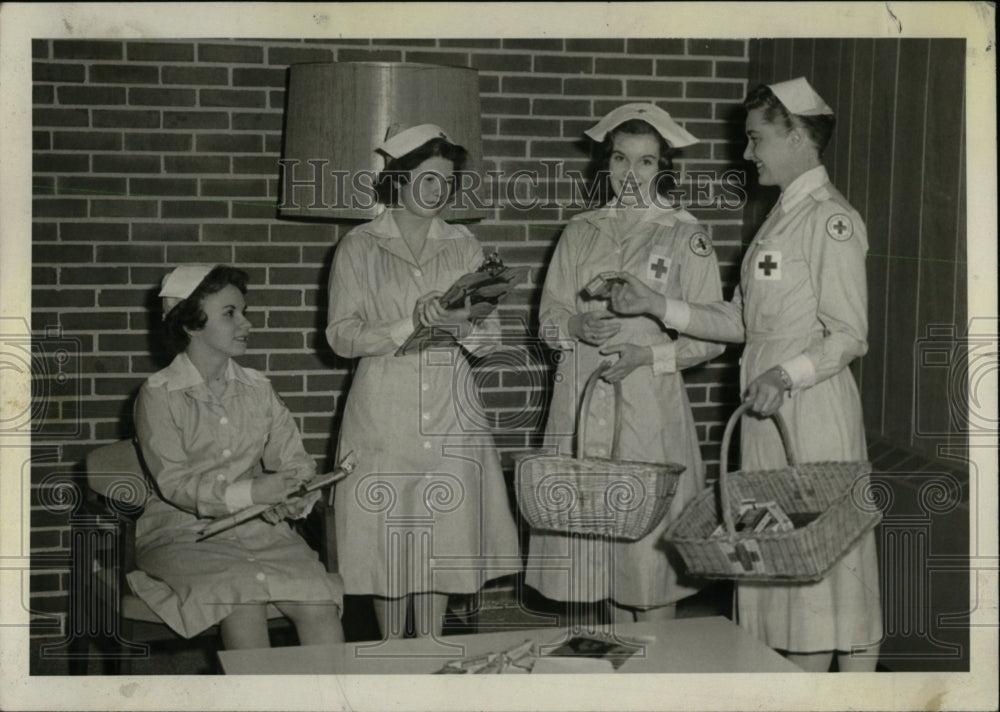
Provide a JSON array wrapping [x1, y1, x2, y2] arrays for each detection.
[[526, 204, 724, 608], [671, 166, 883, 651], [129, 352, 343, 638], [326, 210, 521, 598]]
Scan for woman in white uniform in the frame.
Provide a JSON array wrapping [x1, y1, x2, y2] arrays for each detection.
[[607, 78, 882, 671], [526, 104, 725, 622], [327, 124, 521, 638], [131, 264, 344, 649]]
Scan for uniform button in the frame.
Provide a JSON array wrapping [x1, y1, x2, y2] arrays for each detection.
[[423, 441, 432, 450], [421, 383, 429, 392], [255, 572, 266, 582], [422, 413, 430, 421], [220, 416, 228, 425], [413, 269, 423, 277], [222, 448, 232, 458], [247, 556, 256, 562], [216, 474, 226, 481], [598, 418, 607, 426]]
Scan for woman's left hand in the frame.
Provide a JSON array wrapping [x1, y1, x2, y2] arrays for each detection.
[[744, 367, 789, 416], [598, 344, 653, 383], [422, 295, 474, 338]]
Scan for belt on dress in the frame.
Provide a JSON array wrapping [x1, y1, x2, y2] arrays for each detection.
[[745, 328, 823, 343]]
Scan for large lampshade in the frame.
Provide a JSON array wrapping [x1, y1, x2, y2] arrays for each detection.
[[279, 62, 486, 221]]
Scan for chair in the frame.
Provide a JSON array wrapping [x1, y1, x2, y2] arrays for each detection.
[[68, 440, 329, 674]]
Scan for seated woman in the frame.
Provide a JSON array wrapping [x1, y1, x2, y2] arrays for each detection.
[[127, 264, 344, 649]]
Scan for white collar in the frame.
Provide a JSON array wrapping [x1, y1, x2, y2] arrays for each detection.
[[361, 209, 470, 241], [149, 352, 257, 393], [780, 165, 830, 212], [585, 202, 696, 228]]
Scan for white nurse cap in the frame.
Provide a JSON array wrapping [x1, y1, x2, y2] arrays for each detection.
[[583, 103, 699, 147], [767, 77, 833, 116], [159, 264, 213, 316], [376, 123, 454, 159]]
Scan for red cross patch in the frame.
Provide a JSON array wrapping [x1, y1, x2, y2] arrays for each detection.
[[647, 253, 671, 283], [826, 214, 854, 241], [754, 250, 781, 280], [722, 539, 766, 574], [689, 232, 713, 257]]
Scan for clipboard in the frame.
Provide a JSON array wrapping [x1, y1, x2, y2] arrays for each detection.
[[395, 251, 528, 356], [196, 453, 356, 541]]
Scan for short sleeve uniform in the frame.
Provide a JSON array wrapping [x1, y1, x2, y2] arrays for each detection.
[[128, 353, 343, 638]]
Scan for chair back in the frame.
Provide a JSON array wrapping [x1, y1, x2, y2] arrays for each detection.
[[85, 439, 151, 511]]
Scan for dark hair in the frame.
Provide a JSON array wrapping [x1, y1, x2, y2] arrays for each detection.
[[375, 137, 468, 206], [743, 83, 836, 155], [163, 265, 249, 353], [596, 118, 678, 201]]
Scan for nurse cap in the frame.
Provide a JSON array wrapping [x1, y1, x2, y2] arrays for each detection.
[[159, 264, 213, 317], [767, 77, 833, 116], [583, 103, 699, 148], [376, 123, 454, 159]]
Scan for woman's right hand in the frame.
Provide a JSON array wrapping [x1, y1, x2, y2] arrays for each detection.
[[606, 272, 667, 317], [568, 310, 621, 346], [251, 473, 299, 505], [413, 291, 445, 329]]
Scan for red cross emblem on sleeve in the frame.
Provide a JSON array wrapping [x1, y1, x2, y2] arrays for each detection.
[[826, 213, 854, 241], [754, 250, 781, 280], [647, 253, 671, 283]]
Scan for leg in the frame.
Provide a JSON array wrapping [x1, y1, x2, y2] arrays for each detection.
[[634, 603, 677, 622], [836, 644, 880, 672], [410, 593, 449, 638], [274, 601, 345, 645], [373, 595, 408, 639], [219, 604, 271, 650], [784, 650, 834, 672]]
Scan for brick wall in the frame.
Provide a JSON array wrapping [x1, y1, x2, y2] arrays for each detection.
[[29, 38, 748, 638]]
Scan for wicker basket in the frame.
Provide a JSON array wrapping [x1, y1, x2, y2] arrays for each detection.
[[514, 364, 685, 542], [665, 402, 882, 583]]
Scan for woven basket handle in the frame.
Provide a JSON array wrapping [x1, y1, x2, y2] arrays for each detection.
[[718, 401, 799, 541], [576, 362, 623, 461]]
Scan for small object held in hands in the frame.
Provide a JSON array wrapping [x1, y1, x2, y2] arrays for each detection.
[[583, 273, 624, 300]]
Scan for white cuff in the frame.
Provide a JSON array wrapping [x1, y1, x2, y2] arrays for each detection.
[[224, 479, 255, 513], [389, 317, 416, 346], [662, 299, 691, 330], [650, 341, 677, 375], [539, 319, 576, 351], [779, 353, 817, 389]]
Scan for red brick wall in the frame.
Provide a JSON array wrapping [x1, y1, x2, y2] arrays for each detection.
[[29, 38, 748, 637]]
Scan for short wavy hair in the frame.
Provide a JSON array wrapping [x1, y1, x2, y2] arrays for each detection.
[[595, 118, 678, 201], [743, 83, 836, 156], [374, 137, 468, 206], [162, 265, 249, 353]]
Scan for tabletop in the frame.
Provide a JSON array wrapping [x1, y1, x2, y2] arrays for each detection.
[[218, 616, 801, 674]]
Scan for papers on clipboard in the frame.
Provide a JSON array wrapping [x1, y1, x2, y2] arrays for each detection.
[[196, 453, 355, 541], [395, 251, 528, 356]]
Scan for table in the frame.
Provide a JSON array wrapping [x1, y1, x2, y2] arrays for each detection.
[[218, 616, 800, 674]]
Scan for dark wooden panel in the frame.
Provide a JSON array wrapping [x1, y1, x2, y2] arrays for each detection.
[[772, 39, 795, 82], [883, 39, 931, 445], [812, 38, 844, 180], [847, 39, 876, 398], [913, 39, 966, 451], [862, 39, 901, 434]]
